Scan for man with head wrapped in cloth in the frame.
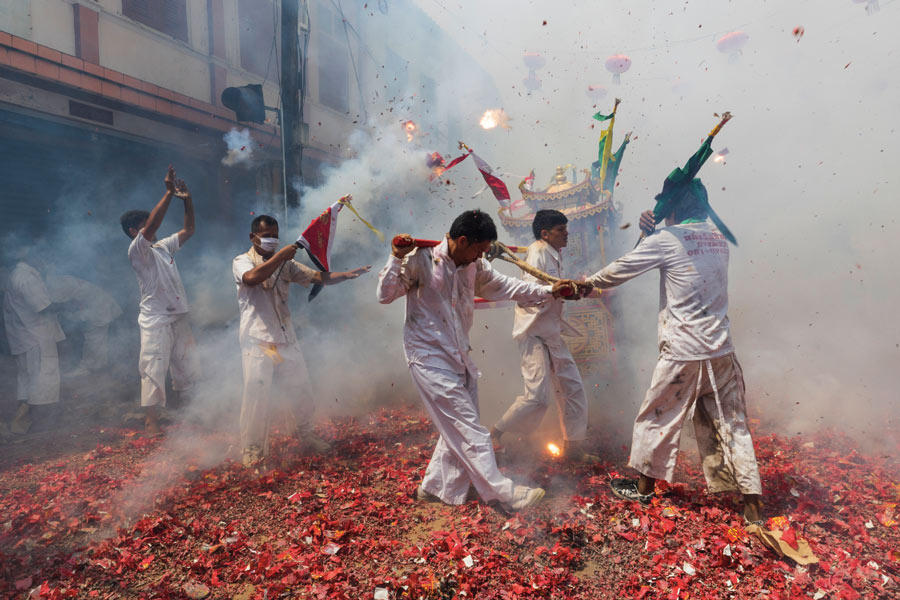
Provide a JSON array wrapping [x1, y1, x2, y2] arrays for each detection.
[[583, 116, 764, 524]]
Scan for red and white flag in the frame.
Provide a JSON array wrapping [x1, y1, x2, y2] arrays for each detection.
[[470, 151, 511, 206], [296, 199, 343, 272]]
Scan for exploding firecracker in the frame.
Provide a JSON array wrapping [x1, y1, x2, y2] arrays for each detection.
[[479, 109, 510, 130], [792, 26, 805, 42], [402, 120, 417, 142]]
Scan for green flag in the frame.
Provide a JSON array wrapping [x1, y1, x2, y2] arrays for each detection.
[[592, 111, 614, 122], [602, 138, 630, 194]]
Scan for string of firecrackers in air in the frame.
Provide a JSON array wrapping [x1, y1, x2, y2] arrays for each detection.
[[338, 194, 384, 243]]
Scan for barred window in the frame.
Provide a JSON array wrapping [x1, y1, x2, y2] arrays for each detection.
[[122, 0, 189, 43]]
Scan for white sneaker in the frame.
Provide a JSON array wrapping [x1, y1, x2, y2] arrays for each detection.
[[507, 486, 545, 511], [415, 486, 442, 503], [241, 445, 262, 467]]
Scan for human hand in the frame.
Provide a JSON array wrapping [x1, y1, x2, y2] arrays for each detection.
[[639, 210, 656, 235], [164, 164, 176, 192], [344, 265, 371, 279], [574, 282, 594, 299], [277, 244, 298, 262], [173, 178, 192, 200], [551, 279, 578, 299], [391, 234, 416, 259]]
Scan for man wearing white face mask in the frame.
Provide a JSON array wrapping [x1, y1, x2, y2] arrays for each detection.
[[233, 214, 370, 467], [120, 165, 196, 435]]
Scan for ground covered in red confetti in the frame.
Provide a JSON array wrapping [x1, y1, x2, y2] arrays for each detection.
[[1, 406, 899, 599]]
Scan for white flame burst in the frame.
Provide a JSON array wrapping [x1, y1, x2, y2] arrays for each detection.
[[479, 109, 509, 130], [547, 443, 561, 457]]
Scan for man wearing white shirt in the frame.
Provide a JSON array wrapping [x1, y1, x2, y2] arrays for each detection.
[[584, 189, 762, 524], [377, 210, 577, 511], [120, 166, 195, 435], [233, 214, 369, 467], [490, 210, 593, 461], [46, 274, 122, 376], [3, 253, 66, 433]]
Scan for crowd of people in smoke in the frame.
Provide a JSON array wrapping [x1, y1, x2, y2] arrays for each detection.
[[1, 145, 763, 523]]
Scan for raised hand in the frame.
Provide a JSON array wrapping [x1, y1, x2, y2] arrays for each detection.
[[173, 178, 192, 200], [639, 210, 656, 235], [164, 164, 176, 192], [391, 234, 416, 259]]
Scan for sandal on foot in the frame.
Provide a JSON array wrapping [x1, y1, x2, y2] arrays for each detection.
[[609, 478, 654, 506]]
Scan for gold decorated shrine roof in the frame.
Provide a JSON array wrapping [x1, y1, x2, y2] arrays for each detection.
[[498, 199, 614, 228]]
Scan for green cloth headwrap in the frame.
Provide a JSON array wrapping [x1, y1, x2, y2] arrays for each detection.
[[652, 136, 737, 245]]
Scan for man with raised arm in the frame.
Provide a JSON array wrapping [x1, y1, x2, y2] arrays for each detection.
[[233, 214, 369, 468], [120, 165, 196, 435], [377, 209, 578, 512], [583, 180, 763, 524]]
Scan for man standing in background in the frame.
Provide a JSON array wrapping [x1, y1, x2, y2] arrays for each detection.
[[46, 273, 122, 377], [233, 214, 369, 468], [2, 249, 66, 434], [490, 209, 596, 462], [120, 165, 196, 436]]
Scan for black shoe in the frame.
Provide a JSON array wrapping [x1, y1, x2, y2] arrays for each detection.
[[609, 478, 654, 505]]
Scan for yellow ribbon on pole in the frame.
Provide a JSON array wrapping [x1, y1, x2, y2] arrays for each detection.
[[338, 194, 385, 242]]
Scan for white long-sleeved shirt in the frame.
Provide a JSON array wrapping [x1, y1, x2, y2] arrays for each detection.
[[47, 274, 122, 327], [376, 238, 553, 376], [584, 221, 734, 361], [511, 240, 578, 341], [233, 248, 318, 347]]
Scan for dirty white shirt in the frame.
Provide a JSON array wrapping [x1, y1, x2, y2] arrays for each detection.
[[128, 231, 189, 329], [47, 274, 122, 327], [512, 240, 576, 341], [584, 221, 734, 360], [376, 238, 553, 376], [233, 248, 318, 347], [3, 262, 65, 355]]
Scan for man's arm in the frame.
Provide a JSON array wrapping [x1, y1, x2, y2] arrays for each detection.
[[142, 165, 177, 241], [311, 266, 371, 285], [173, 178, 195, 246], [376, 234, 417, 304], [584, 233, 664, 290], [241, 245, 298, 287]]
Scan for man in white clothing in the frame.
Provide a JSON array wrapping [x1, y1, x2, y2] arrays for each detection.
[[120, 165, 195, 435], [3, 253, 66, 433], [234, 214, 369, 467], [583, 181, 763, 524], [490, 209, 594, 461], [46, 274, 122, 376], [377, 210, 578, 511]]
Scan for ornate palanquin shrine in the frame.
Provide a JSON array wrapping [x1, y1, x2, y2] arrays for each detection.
[[498, 166, 620, 379]]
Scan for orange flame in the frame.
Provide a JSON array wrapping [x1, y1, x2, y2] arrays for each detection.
[[547, 443, 561, 457], [403, 120, 417, 142]]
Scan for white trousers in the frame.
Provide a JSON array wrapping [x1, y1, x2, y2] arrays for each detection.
[[79, 324, 110, 371], [494, 335, 588, 441], [240, 341, 314, 453], [410, 363, 516, 505], [629, 353, 762, 495], [138, 315, 194, 408], [15, 337, 60, 406]]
